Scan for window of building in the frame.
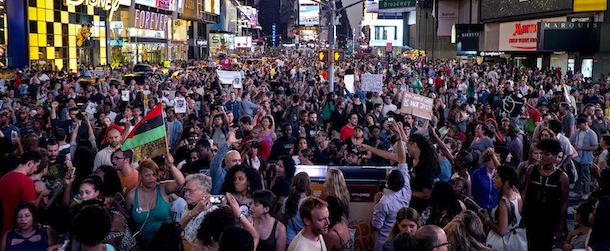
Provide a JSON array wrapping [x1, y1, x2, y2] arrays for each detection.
[[374, 26, 396, 40]]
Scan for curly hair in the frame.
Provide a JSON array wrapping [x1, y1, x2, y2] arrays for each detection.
[[196, 206, 238, 245], [443, 210, 490, 251], [220, 165, 263, 195], [73, 204, 112, 247], [278, 155, 296, 179], [323, 168, 350, 218], [408, 134, 440, 176], [285, 172, 311, 218]]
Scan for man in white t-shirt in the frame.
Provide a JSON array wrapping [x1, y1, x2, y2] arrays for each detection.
[[381, 95, 397, 118], [288, 197, 329, 251]]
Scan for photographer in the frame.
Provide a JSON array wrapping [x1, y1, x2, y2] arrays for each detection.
[[241, 139, 268, 173]]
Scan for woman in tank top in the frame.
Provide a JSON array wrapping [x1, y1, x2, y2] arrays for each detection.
[[478, 166, 523, 240], [251, 190, 287, 251]]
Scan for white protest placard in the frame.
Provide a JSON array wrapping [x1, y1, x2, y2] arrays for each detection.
[[216, 70, 243, 88], [361, 74, 384, 92], [277, 60, 284, 67], [121, 90, 130, 101], [401, 92, 434, 120], [344, 74, 355, 94], [174, 97, 187, 113]]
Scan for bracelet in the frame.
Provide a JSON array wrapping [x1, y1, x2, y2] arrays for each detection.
[[188, 211, 195, 219]]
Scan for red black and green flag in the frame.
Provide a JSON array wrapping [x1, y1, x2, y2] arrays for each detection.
[[121, 103, 166, 151]]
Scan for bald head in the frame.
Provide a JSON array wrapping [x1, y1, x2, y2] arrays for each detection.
[[224, 150, 242, 169], [415, 225, 449, 251]]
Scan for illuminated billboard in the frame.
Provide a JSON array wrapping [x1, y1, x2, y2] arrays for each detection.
[[299, 4, 320, 26]]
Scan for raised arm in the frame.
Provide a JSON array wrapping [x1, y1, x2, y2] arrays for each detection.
[[162, 154, 186, 194]]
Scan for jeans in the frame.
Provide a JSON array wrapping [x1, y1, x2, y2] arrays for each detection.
[[574, 161, 591, 196]]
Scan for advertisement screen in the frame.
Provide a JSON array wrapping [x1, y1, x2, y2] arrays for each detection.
[[234, 36, 252, 47], [299, 4, 320, 26], [480, 0, 572, 21]]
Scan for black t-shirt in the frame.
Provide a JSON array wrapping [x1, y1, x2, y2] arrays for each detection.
[[408, 158, 436, 213]]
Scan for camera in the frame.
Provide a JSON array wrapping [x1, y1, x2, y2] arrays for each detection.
[[75, 112, 85, 120], [388, 116, 395, 125], [210, 195, 226, 205]]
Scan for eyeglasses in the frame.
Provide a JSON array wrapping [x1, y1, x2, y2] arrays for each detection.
[[430, 242, 451, 250]]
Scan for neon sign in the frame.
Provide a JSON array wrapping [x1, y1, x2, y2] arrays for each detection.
[[66, 0, 120, 22]]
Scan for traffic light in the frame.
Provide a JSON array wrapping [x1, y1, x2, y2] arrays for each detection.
[[318, 50, 328, 62], [333, 51, 345, 61], [319, 50, 344, 62]]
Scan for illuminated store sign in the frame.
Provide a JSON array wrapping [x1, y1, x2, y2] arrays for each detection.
[[66, 0, 120, 22], [134, 10, 170, 32]]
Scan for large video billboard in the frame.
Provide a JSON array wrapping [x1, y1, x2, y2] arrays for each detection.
[[480, 0, 572, 21], [299, 4, 320, 26]]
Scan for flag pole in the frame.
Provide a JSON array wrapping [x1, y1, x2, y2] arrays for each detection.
[[163, 105, 170, 156]]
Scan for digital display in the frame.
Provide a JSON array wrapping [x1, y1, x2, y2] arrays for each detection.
[[480, 0, 573, 21]]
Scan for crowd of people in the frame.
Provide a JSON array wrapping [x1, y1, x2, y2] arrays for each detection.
[[0, 53, 609, 251]]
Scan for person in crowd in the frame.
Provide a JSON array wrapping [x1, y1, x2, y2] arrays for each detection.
[[148, 222, 189, 251], [443, 210, 489, 251], [413, 225, 450, 251], [125, 157, 185, 248], [94, 124, 123, 169], [283, 172, 312, 245], [251, 190, 287, 251], [586, 196, 610, 250], [516, 143, 541, 185], [471, 148, 500, 213], [381, 207, 419, 251], [470, 123, 494, 165], [71, 203, 115, 251], [0, 202, 57, 251], [177, 173, 217, 242], [522, 138, 569, 250], [111, 149, 139, 195], [313, 131, 331, 165], [563, 199, 596, 251], [194, 193, 259, 251], [269, 124, 297, 161], [323, 196, 352, 251], [423, 181, 464, 228], [571, 115, 598, 200], [370, 122, 411, 251], [450, 151, 474, 198], [241, 139, 268, 172], [478, 166, 522, 249], [271, 156, 296, 207], [0, 151, 41, 234], [210, 130, 241, 194], [287, 196, 329, 251], [323, 168, 351, 219], [221, 164, 263, 212]]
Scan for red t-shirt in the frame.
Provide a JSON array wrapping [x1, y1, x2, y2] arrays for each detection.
[[0, 171, 36, 234], [340, 125, 355, 141]]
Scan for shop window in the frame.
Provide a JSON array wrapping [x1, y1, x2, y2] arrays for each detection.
[[28, 0, 36, 7], [47, 34, 53, 46], [54, 11, 61, 22], [75, 14, 81, 23], [38, 47, 46, 59], [29, 20, 37, 33], [69, 13, 76, 23], [53, 0, 61, 10]]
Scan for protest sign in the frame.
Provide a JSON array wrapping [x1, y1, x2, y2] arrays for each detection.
[[361, 74, 383, 92], [344, 74, 355, 93], [401, 92, 434, 120], [217, 70, 243, 88], [175, 97, 187, 113], [121, 90, 130, 101]]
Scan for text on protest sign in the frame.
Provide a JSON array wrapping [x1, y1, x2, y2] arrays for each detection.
[[401, 92, 434, 120], [360, 74, 384, 92], [216, 70, 243, 88]]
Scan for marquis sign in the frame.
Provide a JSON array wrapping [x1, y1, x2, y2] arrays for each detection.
[[66, 0, 120, 22]]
